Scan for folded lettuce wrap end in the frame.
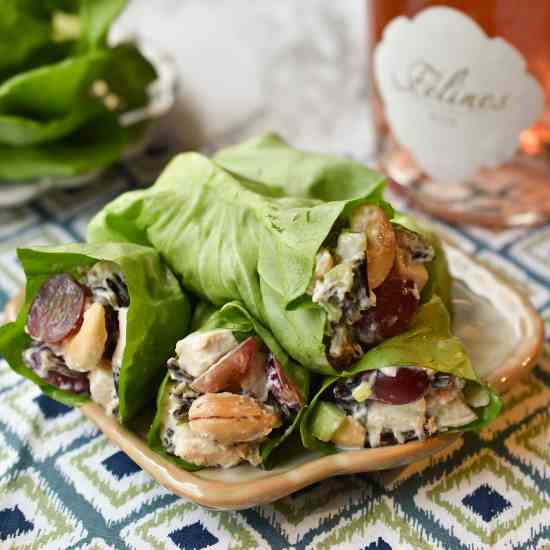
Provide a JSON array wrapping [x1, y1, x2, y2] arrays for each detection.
[[0, 242, 191, 424], [300, 297, 501, 454]]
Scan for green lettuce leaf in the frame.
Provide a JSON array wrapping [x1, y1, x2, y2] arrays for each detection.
[[0, 44, 155, 149], [0, 1, 54, 80], [0, 52, 111, 146], [0, 112, 127, 181], [78, 0, 128, 51], [214, 132, 387, 201], [0, 1, 156, 179], [148, 301, 310, 470], [301, 297, 501, 452], [87, 152, 386, 374], [0, 242, 191, 423]]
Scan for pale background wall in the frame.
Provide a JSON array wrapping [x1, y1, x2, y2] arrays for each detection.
[[113, 1, 376, 158]]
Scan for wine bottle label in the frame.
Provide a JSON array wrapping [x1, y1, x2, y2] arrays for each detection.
[[374, 6, 544, 182]]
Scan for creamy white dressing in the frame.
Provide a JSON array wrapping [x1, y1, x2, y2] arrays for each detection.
[[336, 232, 367, 264], [112, 307, 128, 371], [367, 399, 427, 447], [89, 367, 118, 416], [85, 261, 127, 309]]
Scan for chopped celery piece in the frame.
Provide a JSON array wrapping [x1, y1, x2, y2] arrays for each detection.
[[310, 401, 346, 442]]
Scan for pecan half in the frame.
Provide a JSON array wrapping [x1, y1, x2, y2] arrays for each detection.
[[188, 393, 281, 445]]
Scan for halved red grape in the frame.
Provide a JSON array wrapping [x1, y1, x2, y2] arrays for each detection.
[[372, 367, 429, 405], [27, 273, 86, 343], [190, 336, 257, 393], [267, 355, 303, 411], [356, 272, 420, 347]]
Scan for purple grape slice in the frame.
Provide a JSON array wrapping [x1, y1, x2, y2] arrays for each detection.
[[372, 367, 430, 405], [27, 273, 86, 343], [267, 355, 303, 411]]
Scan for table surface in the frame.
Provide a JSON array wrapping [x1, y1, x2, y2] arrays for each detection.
[[1, 2, 550, 549]]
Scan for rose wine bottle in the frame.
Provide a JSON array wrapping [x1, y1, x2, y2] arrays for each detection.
[[368, 1, 550, 227]]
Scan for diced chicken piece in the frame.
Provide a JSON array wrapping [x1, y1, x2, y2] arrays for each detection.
[[175, 329, 239, 378], [62, 303, 107, 372], [431, 399, 477, 429], [307, 249, 335, 294], [367, 399, 426, 447], [336, 232, 367, 265], [89, 365, 118, 415], [168, 421, 261, 468], [190, 337, 257, 394], [332, 416, 366, 448], [312, 264, 354, 322]]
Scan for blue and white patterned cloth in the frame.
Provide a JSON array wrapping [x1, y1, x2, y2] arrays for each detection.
[[0, 150, 549, 549]]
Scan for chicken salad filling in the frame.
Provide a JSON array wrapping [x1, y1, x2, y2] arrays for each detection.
[[310, 366, 490, 448], [161, 329, 303, 468], [22, 261, 128, 415], [307, 204, 435, 370]]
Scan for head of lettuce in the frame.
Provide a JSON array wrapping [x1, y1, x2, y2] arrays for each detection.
[[149, 300, 310, 470], [0, 242, 191, 424]]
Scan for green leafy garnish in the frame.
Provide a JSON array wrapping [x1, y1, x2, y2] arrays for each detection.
[[0, 0, 156, 181]]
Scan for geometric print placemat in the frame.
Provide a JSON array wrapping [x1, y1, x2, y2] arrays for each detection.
[[0, 153, 548, 549]]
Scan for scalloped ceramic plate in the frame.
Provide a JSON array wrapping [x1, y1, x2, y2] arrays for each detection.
[[53, 243, 539, 510]]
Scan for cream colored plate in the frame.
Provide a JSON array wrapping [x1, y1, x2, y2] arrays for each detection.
[[7, 244, 544, 510], [82, 244, 543, 509]]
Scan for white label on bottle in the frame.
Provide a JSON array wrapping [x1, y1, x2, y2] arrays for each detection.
[[374, 6, 545, 182]]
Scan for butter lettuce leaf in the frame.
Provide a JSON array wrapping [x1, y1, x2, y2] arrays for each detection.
[[0, 1, 156, 180], [214, 132, 387, 201], [0, 242, 191, 423], [87, 152, 386, 374], [0, 112, 127, 180]]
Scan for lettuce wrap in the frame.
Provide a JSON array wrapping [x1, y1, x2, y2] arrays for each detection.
[[300, 297, 501, 453], [214, 133, 452, 310], [148, 301, 310, 470], [0, 242, 191, 423], [88, 151, 442, 376]]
